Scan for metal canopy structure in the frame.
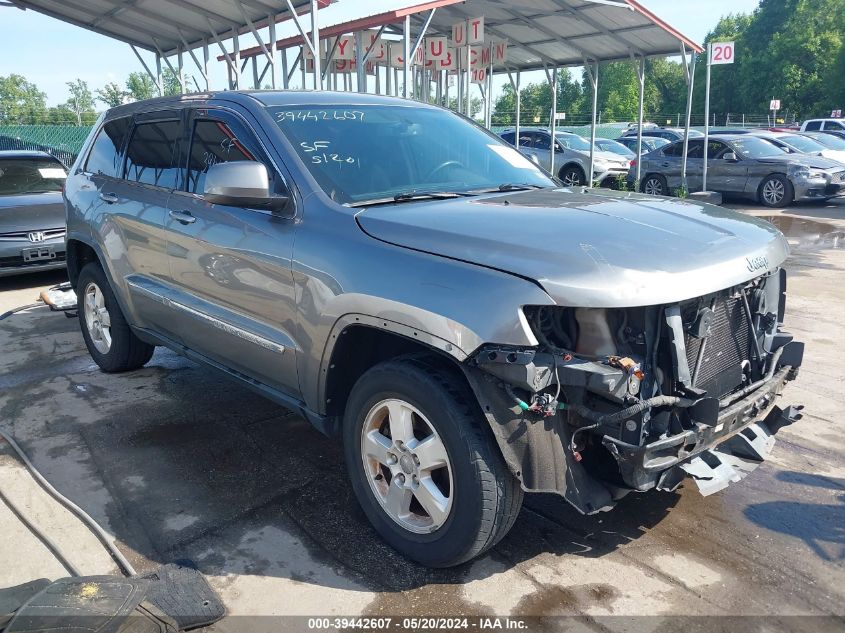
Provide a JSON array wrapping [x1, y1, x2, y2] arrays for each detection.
[[416, 0, 701, 72], [7, 0, 321, 55], [7, 0, 704, 190], [6, 0, 332, 95]]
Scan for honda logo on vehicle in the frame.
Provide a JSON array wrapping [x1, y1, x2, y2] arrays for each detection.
[[28, 231, 46, 243], [746, 255, 769, 272]]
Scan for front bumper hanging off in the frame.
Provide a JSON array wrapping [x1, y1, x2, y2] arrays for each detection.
[[464, 337, 804, 514], [603, 357, 803, 495]]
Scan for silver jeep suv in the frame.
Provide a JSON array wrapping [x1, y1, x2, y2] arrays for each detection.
[[65, 91, 804, 567]]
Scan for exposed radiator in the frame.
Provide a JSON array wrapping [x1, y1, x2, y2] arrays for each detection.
[[685, 294, 751, 396]]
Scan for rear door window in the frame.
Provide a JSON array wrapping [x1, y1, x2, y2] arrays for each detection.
[[124, 120, 182, 189], [85, 117, 130, 177], [500, 132, 515, 145], [662, 142, 681, 157], [804, 121, 821, 131]]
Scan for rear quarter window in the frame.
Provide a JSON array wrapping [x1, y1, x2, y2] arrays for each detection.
[[85, 117, 130, 177]]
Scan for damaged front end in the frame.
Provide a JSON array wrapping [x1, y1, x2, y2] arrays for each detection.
[[464, 268, 804, 514]]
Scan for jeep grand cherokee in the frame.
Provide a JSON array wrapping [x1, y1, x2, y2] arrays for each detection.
[[64, 91, 804, 567]]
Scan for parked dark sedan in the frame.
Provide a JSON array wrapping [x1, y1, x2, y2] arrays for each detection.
[[0, 150, 68, 276], [630, 135, 845, 207]]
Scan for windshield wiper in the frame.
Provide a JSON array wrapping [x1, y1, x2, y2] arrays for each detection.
[[471, 183, 548, 193], [348, 190, 475, 207]]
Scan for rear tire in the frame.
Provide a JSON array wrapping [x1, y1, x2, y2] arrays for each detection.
[[642, 174, 668, 196], [343, 356, 523, 567], [758, 174, 794, 208], [77, 262, 155, 372]]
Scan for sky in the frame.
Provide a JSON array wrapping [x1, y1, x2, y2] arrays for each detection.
[[0, 0, 761, 107]]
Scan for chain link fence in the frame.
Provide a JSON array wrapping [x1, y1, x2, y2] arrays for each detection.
[[0, 125, 93, 167]]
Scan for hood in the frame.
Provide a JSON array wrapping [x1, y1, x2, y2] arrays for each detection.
[[757, 153, 842, 170], [0, 192, 65, 234], [580, 149, 629, 166], [819, 149, 845, 164], [355, 188, 789, 308]]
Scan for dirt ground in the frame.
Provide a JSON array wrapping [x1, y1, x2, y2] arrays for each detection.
[[1, 199, 843, 630]]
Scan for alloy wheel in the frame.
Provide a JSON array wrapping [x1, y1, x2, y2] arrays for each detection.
[[83, 281, 112, 354], [644, 177, 664, 195], [762, 178, 785, 205], [360, 398, 453, 534], [562, 170, 583, 186]]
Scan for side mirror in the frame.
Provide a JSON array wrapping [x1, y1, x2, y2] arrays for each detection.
[[554, 142, 564, 153], [723, 152, 738, 162], [203, 161, 290, 214]]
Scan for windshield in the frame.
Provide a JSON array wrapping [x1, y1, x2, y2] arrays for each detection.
[[596, 139, 635, 157], [780, 134, 825, 153], [0, 157, 66, 195], [555, 133, 591, 151], [267, 105, 553, 204], [731, 136, 788, 159], [808, 133, 845, 150]]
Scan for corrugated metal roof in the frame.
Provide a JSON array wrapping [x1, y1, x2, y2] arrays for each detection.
[[424, 0, 702, 69], [231, 0, 702, 69], [7, 0, 326, 56]]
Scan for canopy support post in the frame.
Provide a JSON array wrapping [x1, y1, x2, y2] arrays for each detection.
[[584, 58, 599, 188], [130, 44, 162, 96], [547, 65, 558, 175], [680, 43, 697, 194], [403, 15, 411, 98], [636, 55, 645, 188]]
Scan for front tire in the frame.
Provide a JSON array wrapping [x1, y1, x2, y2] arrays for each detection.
[[77, 262, 155, 372], [559, 165, 586, 187], [343, 356, 523, 567], [758, 174, 794, 208]]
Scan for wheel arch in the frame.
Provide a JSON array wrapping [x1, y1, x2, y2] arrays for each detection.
[[66, 237, 101, 289], [640, 172, 667, 193], [321, 319, 474, 424], [756, 172, 792, 204], [558, 161, 586, 179]]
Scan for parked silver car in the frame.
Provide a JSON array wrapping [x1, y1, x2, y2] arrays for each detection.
[[745, 130, 845, 164], [499, 128, 630, 186], [616, 135, 670, 154], [632, 135, 845, 206], [0, 150, 67, 276], [65, 92, 804, 567]]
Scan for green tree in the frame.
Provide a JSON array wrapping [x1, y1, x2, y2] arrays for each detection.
[[125, 71, 157, 101], [162, 68, 183, 96], [491, 69, 584, 127], [700, 0, 845, 120], [65, 79, 95, 125], [0, 74, 47, 124], [96, 82, 126, 108]]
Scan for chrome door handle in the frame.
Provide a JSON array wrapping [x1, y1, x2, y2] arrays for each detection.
[[169, 209, 196, 225], [99, 192, 118, 204]]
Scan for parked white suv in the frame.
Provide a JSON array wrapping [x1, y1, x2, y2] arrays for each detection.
[[800, 118, 845, 132]]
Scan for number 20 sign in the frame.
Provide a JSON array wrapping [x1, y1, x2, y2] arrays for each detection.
[[709, 41, 735, 65]]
